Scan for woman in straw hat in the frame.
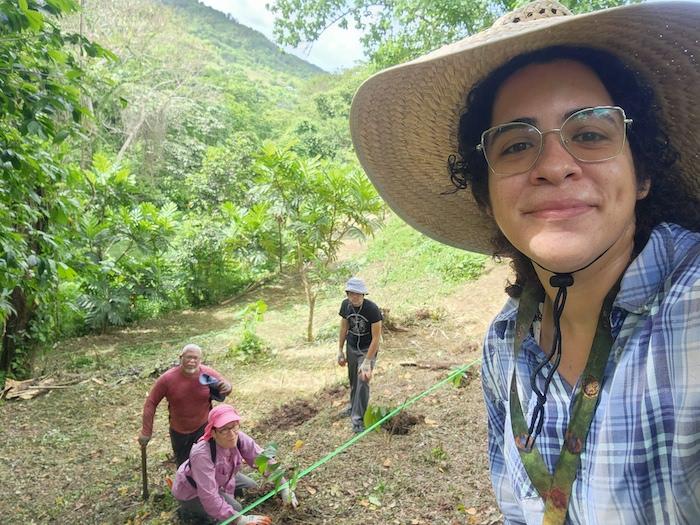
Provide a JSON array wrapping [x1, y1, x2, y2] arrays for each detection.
[[350, 1, 700, 523]]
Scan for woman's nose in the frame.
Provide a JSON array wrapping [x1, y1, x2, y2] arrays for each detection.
[[528, 132, 581, 184]]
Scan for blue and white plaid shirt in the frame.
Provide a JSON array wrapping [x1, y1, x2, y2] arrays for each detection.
[[482, 223, 700, 524]]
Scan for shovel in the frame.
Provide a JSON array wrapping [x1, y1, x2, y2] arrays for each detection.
[[140, 442, 149, 501]]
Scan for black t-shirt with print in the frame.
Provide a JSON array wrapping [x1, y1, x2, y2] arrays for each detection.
[[339, 298, 382, 351]]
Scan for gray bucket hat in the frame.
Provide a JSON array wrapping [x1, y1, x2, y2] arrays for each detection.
[[345, 277, 368, 295]]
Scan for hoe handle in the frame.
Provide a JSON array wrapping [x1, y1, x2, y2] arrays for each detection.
[[140, 442, 149, 501]]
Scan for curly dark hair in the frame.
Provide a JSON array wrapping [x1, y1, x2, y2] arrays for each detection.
[[449, 45, 700, 297]]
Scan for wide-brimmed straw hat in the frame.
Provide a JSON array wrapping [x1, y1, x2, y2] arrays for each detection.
[[350, 0, 700, 254]]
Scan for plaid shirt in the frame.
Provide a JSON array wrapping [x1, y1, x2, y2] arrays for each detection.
[[482, 223, 700, 524]]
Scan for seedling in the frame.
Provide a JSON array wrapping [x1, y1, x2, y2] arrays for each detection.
[[254, 443, 299, 493], [363, 405, 392, 432]]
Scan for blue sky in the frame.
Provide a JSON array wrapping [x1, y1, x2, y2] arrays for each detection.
[[198, 0, 366, 72]]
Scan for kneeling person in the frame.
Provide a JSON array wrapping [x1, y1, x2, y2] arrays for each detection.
[[172, 404, 297, 524]]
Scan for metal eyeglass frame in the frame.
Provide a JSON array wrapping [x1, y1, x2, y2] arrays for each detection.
[[475, 105, 633, 176]]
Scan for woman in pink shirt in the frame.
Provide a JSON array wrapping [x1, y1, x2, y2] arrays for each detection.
[[172, 404, 298, 524]]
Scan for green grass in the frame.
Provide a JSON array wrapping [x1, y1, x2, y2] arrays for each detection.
[[366, 215, 488, 284]]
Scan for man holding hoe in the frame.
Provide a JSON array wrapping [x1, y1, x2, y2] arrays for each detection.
[[138, 343, 232, 466]]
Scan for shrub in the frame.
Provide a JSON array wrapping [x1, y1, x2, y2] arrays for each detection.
[[229, 331, 269, 362], [227, 300, 270, 362]]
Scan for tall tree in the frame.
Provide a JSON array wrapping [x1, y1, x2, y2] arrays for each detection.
[[0, 0, 113, 376], [253, 142, 383, 341], [269, 0, 639, 68]]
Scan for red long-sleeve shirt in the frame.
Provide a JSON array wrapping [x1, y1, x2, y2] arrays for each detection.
[[141, 365, 225, 436]]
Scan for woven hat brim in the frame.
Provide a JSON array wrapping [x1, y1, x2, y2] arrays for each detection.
[[350, 1, 700, 254]]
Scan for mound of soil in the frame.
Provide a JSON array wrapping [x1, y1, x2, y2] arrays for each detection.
[[256, 399, 319, 433], [316, 383, 347, 404], [382, 411, 424, 435]]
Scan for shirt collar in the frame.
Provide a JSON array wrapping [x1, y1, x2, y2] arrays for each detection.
[[614, 222, 685, 314], [494, 298, 518, 339]]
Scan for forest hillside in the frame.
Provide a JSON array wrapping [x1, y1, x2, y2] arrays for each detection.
[[1, 216, 510, 524]]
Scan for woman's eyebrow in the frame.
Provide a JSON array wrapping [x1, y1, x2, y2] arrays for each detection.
[[492, 116, 536, 127], [503, 107, 595, 126]]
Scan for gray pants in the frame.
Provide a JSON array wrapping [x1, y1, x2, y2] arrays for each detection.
[[177, 472, 257, 520], [346, 345, 376, 429]]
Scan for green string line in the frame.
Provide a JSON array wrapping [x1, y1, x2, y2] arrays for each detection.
[[219, 357, 482, 525]]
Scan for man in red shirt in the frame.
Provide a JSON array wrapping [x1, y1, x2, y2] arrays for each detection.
[[138, 343, 232, 466]]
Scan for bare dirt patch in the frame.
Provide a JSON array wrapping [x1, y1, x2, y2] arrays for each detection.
[[382, 411, 424, 435], [256, 399, 320, 433]]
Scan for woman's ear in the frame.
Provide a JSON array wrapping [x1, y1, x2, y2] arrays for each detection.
[[637, 178, 651, 200]]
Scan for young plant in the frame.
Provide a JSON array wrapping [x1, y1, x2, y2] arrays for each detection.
[[368, 480, 387, 507], [254, 443, 299, 493], [228, 300, 270, 362], [363, 404, 392, 432], [449, 366, 479, 388]]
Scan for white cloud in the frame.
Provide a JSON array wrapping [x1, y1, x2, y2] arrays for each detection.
[[198, 0, 366, 72]]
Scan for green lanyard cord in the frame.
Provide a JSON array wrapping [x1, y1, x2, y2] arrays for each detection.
[[510, 281, 617, 525], [219, 358, 482, 525]]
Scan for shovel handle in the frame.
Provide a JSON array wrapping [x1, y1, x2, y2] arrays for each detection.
[[140, 442, 149, 501]]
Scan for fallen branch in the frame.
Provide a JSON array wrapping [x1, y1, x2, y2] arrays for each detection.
[[1, 377, 82, 400], [23, 385, 74, 390]]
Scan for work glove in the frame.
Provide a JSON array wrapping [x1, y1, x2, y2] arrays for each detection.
[[137, 434, 150, 447], [359, 359, 373, 381], [236, 515, 271, 525], [337, 350, 347, 366], [280, 486, 299, 509]]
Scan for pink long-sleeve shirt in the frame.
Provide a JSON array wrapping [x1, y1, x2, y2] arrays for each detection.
[[140, 365, 225, 436], [171, 432, 263, 520]]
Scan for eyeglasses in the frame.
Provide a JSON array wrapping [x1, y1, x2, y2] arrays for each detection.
[[216, 423, 240, 435], [476, 106, 632, 177]]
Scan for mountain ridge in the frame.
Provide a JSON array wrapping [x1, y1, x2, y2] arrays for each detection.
[[161, 0, 326, 78]]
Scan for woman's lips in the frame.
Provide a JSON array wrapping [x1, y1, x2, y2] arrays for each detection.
[[525, 200, 594, 219]]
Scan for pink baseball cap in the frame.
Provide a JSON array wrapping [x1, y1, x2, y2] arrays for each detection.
[[200, 404, 241, 442]]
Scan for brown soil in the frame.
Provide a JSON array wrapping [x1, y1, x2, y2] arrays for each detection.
[[0, 261, 512, 525], [256, 399, 320, 433], [382, 411, 425, 435]]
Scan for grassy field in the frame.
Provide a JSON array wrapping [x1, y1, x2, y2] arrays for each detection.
[[0, 216, 511, 524]]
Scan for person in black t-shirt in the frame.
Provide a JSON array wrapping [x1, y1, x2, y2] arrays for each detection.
[[337, 277, 383, 433]]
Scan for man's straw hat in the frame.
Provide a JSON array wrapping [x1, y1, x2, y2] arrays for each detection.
[[350, 1, 700, 254]]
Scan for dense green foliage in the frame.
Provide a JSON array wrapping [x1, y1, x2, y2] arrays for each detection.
[[0, 0, 115, 379], [3, 0, 578, 379], [0, 0, 383, 378], [269, 0, 640, 67]]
